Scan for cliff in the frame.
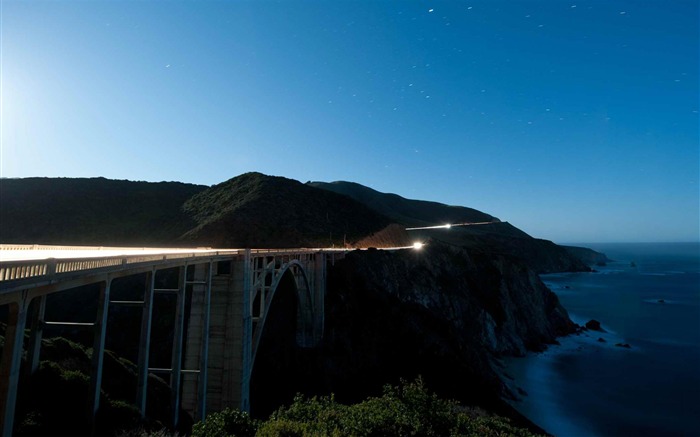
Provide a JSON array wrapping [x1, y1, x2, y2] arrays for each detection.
[[562, 245, 611, 266], [251, 241, 575, 433]]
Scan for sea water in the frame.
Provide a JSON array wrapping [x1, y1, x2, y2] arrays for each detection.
[[505, 243, 700, 436]]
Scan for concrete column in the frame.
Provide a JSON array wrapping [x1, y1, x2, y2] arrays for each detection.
[[0, 296, 29, 437], [239, 249, 252, 412], [136, 269, 156, 417], [216, 251, 252, 412], [181, 262, 212, 420], [313, 253, 326, 345], [204, 266, 233, 412], [88, 279, 112, 430], [198, 262, 213, 420], [170, 266, 188, 429], [26, 294, 47, 375]]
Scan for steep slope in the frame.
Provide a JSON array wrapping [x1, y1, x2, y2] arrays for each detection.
[[0, 177, 205, 246], [180, 172, 392, 247], [307, 180, 502, 228], [563, 245, 611, 266], [309, 180, 591, 273], [250, 241, 574, 431]]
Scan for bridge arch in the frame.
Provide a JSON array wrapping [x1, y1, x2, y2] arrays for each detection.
[[250, 259, 315, 368]]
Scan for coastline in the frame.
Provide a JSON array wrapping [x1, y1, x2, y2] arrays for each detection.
[[503, 243, 700, 437], [502, 317, 631, 437]]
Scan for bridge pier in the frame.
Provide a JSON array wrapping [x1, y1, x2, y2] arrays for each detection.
[[136, 269, 156, 417], [0, 294, 29, 437], [88, 279, 112, 430], [200, 251, 252, 414], [26, 295, 47, 375], [181, 262, 213, 421]]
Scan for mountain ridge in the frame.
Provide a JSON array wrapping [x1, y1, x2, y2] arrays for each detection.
[[0, 173, 604, 271]]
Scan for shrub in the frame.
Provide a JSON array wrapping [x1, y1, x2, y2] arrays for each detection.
[[192, 408, 258, 437], [191, 379, 544, 437]]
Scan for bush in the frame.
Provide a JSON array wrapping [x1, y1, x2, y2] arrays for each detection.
[[192, 408, 258, 437], [191, 379, 544, 437]]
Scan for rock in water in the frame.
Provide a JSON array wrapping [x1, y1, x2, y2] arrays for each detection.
[[585, 319, 605, 331]]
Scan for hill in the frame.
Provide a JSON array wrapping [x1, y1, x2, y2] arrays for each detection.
[[0, 177, 205, 246], [309, 181, 592, 273], [0, 173, 599, 271], [180, 172, 391, 247], [307, 180, 501, 228]]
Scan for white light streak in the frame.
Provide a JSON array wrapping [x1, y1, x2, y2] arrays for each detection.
[[405, 221, 494, 231]]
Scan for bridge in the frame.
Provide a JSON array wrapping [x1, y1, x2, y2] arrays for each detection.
[[0, 244, 396, 436]]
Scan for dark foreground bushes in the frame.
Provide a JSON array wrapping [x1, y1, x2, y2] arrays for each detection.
[[192, 378, 543, 437]]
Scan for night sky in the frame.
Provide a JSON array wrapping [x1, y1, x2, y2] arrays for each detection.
[[2, 0, 698, 243]]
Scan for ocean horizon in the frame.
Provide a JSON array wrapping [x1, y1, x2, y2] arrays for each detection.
[[505, 242, 700, 436]]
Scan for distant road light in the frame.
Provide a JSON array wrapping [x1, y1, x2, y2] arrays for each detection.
[[405, 221, 494, 231], [413, 242, 424, 250]]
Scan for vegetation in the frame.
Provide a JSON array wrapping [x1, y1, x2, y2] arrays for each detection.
[[192, 379, 543, 437], [180, 172, 392, 248], [0, 177, 205, 245], [0, 334, 179, 436]]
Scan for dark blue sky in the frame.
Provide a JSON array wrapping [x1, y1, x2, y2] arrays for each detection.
[[2, 0, 698, 243]]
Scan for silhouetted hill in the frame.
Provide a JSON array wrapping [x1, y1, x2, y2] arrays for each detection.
[[309, 180, 590, 273], [0, 177, 205, 246], [307, 180, 502, 228], [0, 173, 595, 271], [179, 172, 391, 247]]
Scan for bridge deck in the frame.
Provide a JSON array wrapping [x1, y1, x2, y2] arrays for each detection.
[[0, 245, 357, 296]]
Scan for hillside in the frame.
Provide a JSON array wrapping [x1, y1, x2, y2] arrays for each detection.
[[307, 180, 501, 228], [0, 177, 205, 246], [0, 174, 599, 271], [180, 172, 392, 247], [309, 180, 592, 273]]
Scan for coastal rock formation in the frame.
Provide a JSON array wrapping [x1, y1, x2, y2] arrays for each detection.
[[585, 319, 605, 331], [251, 241, 576, 433], [562, 245, 611, 266]]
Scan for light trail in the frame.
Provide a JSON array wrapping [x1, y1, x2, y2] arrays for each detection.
[[405, 221, 495, 231], [0, 243, 424, 263], [0, 246, 236, 262]]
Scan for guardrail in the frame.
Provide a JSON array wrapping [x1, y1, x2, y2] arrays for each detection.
[[0, 251, 235, 283], [0, 246, 348, 288]]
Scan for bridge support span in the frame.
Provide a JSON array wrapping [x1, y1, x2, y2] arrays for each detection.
[[0, 246, 335, 436]]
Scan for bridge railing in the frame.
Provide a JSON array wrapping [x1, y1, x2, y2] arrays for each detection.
[[0, 251, 238, 286], [0, 244, 182, 252], [0, 247, 344, 289]]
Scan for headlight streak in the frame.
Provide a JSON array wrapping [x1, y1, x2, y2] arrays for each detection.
[[405, 221, 494, 231]]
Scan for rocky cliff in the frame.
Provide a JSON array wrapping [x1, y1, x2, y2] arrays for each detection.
[[562, 245, 611, 266], [251, 241, 575, 433]]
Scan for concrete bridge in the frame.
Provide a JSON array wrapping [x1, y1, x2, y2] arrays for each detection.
[[0, 244, 365, 436]]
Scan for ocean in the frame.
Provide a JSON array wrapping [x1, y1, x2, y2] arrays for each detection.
[[505, 243, 700, 437]]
